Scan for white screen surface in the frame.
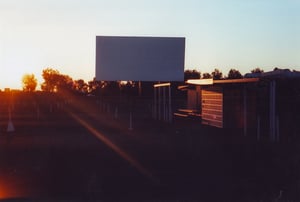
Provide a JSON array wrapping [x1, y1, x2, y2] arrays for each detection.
[[96, 36, 185, 81]]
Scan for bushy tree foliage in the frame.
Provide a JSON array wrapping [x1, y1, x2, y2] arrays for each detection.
[[22, 74, 37, 92], [41, 68, 60, 92], [74, 79, 88, 94], [184, 69, 201, 80], [211, 68, 223, 80], [202, 73, 212, 79], [251, 67, 264, 74], [41, 68, 73, 92], [88, 78, 101, 94], [60, 74, 74, 91], [227, 68, 243, 79]]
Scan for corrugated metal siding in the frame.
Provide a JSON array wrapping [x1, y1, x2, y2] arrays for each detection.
[[202, 87, 223, 128]]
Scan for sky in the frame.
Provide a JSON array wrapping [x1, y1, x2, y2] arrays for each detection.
[[0, 0, 299, 89]]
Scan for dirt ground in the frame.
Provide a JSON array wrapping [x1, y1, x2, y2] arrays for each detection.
[[0, 91, 300, 200]]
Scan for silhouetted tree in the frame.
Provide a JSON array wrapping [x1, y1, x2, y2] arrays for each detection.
[[251, 67, 264, 74], [22, 74, 37, 92], [202, 73, 212, 79], [184, 69, 201, 80], [211, 68, 223, 80], [59, 74, 73, 91], [74, 79, 88, 94], [227, 68, 243, 79], [41, 68, 61, 92], [88, 78, 100, 94], [41, 68, 74, 93]]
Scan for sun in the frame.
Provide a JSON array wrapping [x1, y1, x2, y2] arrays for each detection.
[[1, 69, 25, 90], [0, 66, 42, 91], [0, 42, 44, 90], [0, 69, 23, 90]]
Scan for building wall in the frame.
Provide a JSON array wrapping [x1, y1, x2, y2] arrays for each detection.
[[186, 77, 300, 142], [187, 86, 201, 110], [223, 84, 258, 131], [200, 84, 258, 131], [223, 86, 243, 129], [201, 86, 223, 128]]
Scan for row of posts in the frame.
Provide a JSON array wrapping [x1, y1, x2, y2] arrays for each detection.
[[96, 100, 133, 130], [1, 99, 134, 134], [1, 99, 68, 134], [2, 82, 172, 135], [255, 81, 280, 142], [1, 81, 282, 141]]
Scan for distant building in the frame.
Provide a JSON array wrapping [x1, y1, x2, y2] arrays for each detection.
[[181, 69, 300, 142]]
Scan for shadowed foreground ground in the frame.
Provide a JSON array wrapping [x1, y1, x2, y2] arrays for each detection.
[[0, 92, 300, 200]]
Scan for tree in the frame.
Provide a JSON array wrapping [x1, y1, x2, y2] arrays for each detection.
[[88, 80, 108, 96], [227, 68, 243, 79], [202, 73, 212, 79], [88, 78, 100, 94], [211, 68, 223, 80], [22, 74, 37, 92], [59, 74, 73, 91], [251, 67, 264, 74], [184, 69, 201, 80], [41, 68, 61, 92], [41, 68, 73, 92], [74, 79, 88, 94]]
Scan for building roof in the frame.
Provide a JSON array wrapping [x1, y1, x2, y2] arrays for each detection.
[[187, 69, 300, 86], [186, 78, 259, 86], [245, 68, 300, 79]]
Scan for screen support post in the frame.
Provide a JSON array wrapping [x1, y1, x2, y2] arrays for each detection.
[[153, 82, 172, 123]]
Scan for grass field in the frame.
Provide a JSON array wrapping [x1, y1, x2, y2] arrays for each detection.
[[0, 91, 300, 200]]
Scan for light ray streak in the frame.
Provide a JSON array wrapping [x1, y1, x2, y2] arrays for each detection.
[[68, 111, 159, 184]]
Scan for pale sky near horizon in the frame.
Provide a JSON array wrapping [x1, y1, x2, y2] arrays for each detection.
[[0, 0, 299, 89]]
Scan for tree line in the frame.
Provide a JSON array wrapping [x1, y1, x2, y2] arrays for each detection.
[[22, 68, 143, 96], [184, 67, 264, 80], [22, 67, 265, 93]]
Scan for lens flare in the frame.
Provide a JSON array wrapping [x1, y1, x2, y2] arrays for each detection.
[[68, 111, 159, 184]]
